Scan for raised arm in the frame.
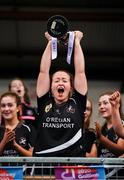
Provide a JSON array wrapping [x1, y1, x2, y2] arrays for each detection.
[[96, 122, 124, 156], [36, 32, 52, 97], [110, 91, 124, 138], [74, 31, 87, 95]]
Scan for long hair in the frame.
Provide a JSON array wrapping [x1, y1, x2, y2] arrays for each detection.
[[8, 77, 31, 105], [84, 98, 93, 129]]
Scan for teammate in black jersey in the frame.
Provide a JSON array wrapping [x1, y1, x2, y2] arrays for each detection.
[[95, 91, 124, 158], [8, 78, 38, 129], [95, 91, 124, 179], [33, 31, 88, 157], [82, 98, 97, 157], [0, 91, 36, 156]]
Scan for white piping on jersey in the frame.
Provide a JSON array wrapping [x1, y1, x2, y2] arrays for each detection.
[[35, 129, 81, 154], [22, 124, 31, 132], [69, 97, 76, 104]]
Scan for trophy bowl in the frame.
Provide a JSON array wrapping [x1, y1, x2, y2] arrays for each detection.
[[47, 15, 69, 38]]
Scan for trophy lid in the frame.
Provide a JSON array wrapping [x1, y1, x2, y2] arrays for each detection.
[[47, 15, 69, 38]]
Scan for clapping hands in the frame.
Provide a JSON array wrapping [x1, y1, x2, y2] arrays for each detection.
[[3, 128, 15, 144]]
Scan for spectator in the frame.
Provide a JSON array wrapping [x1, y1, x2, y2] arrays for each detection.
[[0, 91, 36, 156], [82, 98, 97, 157], [33, 30, 87, 157], [8, 77, 37, 129], [95, 91, 124, 157]]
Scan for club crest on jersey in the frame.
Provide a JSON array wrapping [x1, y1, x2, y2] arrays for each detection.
[[66, 105, 75, 113], [45, 103, 52, 113], [19, 137, 26, 145]]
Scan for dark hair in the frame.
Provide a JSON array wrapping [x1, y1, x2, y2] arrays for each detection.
[[99, 91, 124, 119], [0, 91, 22, 125], [8, 77, 31, 105], [0, 91, 21, 106], [51, 69, 74, 88]]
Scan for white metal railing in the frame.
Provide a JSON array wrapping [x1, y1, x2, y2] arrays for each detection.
[[0, 157, 124, 179]]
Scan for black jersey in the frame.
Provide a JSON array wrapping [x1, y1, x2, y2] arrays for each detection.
[[81, 128, 96, 156], [98, 123, 120, 158], [97, 122, 124, 179], [21, 102, 38, 129], [33, 90, 87, 157], [0, 122, 36, 156]]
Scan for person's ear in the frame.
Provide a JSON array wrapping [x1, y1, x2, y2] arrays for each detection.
[[17, 105, 21, 113]]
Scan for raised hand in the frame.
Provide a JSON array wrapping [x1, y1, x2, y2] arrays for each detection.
[[109, 91, 120, 109], [74, 31, 83, 42], [45, 31, 52, 41]]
